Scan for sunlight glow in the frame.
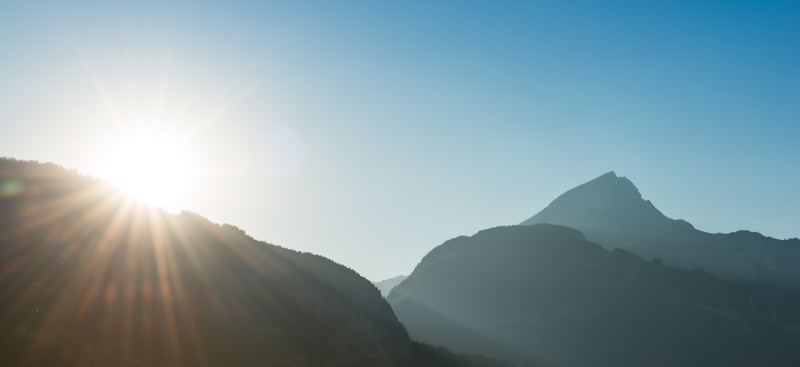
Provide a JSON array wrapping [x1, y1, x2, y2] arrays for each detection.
[[101, 134, 194, 212]]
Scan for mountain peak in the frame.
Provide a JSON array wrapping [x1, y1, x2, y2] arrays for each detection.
[[596, 170, 618, 179], [520, 172, 674, 235], [529, 172, 643, 218]]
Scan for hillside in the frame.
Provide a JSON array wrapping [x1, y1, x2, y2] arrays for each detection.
[[0, 158, 513, 367], [387, 224, 800, 367], [520, 171, 800, 341]]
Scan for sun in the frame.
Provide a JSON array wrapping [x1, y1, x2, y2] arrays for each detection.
[[101, 134, 195, 212]]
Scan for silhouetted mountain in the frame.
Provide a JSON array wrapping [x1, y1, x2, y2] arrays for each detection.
[[373, 276, 408, 297], [0, 158, 514, 367], [388, 225, 800, 367], [521, 171, 800, 342]]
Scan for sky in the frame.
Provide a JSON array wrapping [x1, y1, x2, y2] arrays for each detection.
[[0, 0, 798, 281]]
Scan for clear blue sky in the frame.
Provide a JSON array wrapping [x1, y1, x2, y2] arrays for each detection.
[[1, 1, 798, 281]]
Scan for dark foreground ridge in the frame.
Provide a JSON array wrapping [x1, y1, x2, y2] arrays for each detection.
[[0, 158, 514, 367], [388, 224, 800, 367], [521, 171, 800, 342]]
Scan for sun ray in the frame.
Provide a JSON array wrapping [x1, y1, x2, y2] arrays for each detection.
[[147, 205, 183, 366]]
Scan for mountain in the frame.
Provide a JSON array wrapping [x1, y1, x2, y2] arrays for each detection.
[[387, 224, 800, 367], [373, 276, 408, 297], [0, 158, 514, 367], [520, 171, 800, 341]]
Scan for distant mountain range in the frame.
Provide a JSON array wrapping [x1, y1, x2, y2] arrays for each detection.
[[373, 275, 408, 297], [388, 172, 800, 366], [388, 225, 800, 367], [521, 171, 800, 342], [521, 172, 800, 283], [0, 158, 513, 367]]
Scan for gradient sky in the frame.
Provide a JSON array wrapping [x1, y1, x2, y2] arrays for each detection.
[[1, 1, 798, 281]]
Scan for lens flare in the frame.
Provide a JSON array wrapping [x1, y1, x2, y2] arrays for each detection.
[[0, 179, 24, 197]]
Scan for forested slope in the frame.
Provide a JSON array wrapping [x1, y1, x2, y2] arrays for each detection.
[[0, 158, 513, 367]]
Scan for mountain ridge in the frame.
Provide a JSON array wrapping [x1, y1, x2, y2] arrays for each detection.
[[0, 157, 515, 367], [520, 171, 800, 342], [388, 224, 800, 367], [521, 171, 800, 281]]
